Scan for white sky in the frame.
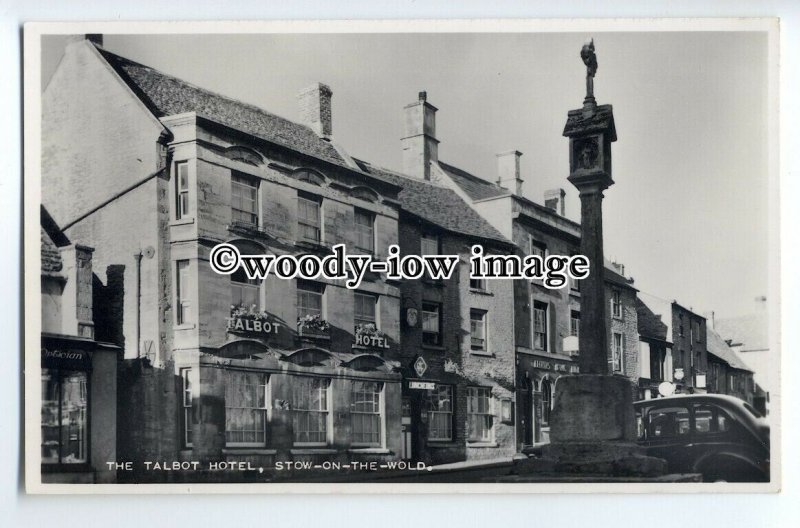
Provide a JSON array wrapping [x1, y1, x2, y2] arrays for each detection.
[[42, 31, 770, 318]]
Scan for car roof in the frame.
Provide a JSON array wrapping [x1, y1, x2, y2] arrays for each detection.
[[634, 393, 749, 407]]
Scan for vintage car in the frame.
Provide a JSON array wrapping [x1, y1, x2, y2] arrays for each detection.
[[634, 394, 770, 482]]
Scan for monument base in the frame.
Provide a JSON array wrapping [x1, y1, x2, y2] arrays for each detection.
[[518, 374, 669, 478]]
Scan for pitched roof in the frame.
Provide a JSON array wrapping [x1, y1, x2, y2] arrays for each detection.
[[41, 206, 69, 274], [604, 267, 638, 292], [636, 297, 669, 342], [714, 313, 769, 352], [94, 46, 347, 168], [707, 327, 753, 372], [354, 160, 510, 246], [41, 227, 63, 273], [438, 161, 510, 201]]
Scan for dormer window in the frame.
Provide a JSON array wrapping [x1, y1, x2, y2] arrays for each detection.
[[294, 169, 325, 186]]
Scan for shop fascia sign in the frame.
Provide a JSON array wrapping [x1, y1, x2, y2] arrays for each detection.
[[354, 332, 390, 349], [531, 359, 579, 374]]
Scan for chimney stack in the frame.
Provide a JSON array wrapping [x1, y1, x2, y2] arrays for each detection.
[[402, 91, 439, 180], [496, 150, 523, 196], [298, 83, 333, 137], [544, 188, 566, 216]]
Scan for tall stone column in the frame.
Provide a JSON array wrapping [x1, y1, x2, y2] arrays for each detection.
[[522, 40, 666, 477]]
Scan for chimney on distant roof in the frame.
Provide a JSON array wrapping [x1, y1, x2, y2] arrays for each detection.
[[610, 260, 625, 277], [544, 188, 566, 216], [495, 150, 523, 196], [298, 83, 333, 137], [704, 311, 715, 330], [402, 91, 439, 180]]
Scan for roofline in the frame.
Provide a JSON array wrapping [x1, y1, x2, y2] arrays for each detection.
[[671, 300, 706, 319], [398, 208, 515, 250]]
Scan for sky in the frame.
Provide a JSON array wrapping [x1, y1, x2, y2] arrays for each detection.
[[41, 31, 771, 318]]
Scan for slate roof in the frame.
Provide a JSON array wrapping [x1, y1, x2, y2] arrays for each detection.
[[636, 297, 669, 342], [604, 267, 638, 292], [354, 160, 511, 246], [715, 313, 769, 352], [438, 161, 510, 201], [707, 327, 753, 372], [41, 206, 69, 274], [94, 46, 347, 168]]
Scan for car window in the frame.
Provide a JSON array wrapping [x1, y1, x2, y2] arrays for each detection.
[[694, 404, 731, 434], [636, 410, 646, 440], [648, 406, 690, 438]]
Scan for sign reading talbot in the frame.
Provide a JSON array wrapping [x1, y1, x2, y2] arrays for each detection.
[[226, 316, 282, 334]]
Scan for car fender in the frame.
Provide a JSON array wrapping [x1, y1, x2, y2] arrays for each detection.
[[692, 449, 763, 475]]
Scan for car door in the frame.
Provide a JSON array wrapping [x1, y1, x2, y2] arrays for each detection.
[[640, 404, 693, 473]]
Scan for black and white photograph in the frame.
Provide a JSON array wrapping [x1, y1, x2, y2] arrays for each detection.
[[23, 19, 780, 492]]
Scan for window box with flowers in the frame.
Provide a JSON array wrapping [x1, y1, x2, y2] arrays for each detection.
[[353, 323, 390, 350], [297, 314, 331, 340], [227, 304, 282, 336]]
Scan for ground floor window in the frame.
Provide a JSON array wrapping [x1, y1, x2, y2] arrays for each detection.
[[225, 370, 269, 446], [467, 386, 493, 442], [181, 368, 193, 447], [427, 384, 453, 441], [351, 381, 383, 446], [540, 378, 552, 427], [292, 377, 330, 445], [41, 369, 88, 464]]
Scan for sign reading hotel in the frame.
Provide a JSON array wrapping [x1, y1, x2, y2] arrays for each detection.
[[226, 316, 282, 335], [354, 332, 390, 349]]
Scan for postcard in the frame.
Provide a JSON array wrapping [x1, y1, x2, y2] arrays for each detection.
[[23, 19, 780, 493]]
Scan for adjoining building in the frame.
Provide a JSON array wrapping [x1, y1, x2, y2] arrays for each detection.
[[394, 91, 641, 448], [636, 296, 674, 400], [670, 302, 708, 394], [40, 206, 119, 483], [358, 100, 519, 463]]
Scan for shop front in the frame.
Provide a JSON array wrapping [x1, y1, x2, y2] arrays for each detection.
[[41, 333, 119, 483], [516, 353, 579, 447]]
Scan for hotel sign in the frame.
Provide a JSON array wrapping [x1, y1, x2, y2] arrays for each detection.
[[226, 316, 282, 335], [354, 333, 390, 349]]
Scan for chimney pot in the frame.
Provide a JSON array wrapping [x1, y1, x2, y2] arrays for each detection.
[[544, 188, 566, 216], [298, 83, 333, 137], [496, 150, 524, 196], [419, 91, 427, 102]]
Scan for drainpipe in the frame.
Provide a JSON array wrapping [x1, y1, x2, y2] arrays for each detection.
[[133, 251, 143, 359]]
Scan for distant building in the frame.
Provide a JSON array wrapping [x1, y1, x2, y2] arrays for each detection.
[[713, 307, 771, 416], [40, 207, 119, 483], [670, 302, 708, 394], [706, 327, 756, 406]]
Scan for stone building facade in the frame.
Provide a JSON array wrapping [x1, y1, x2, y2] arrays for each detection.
[[670, 302, 708, 394], [41, 37, 521, 480]]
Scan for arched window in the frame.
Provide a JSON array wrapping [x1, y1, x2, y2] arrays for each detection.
[[224, 146, 263, 166], [540, 378, 552, 426], [350, 186, 380, 203], [286, 348, 333, 367], [293, 169, 326, 186]]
